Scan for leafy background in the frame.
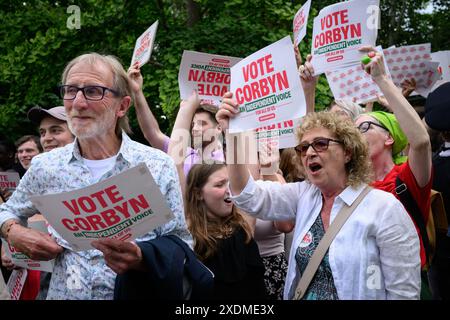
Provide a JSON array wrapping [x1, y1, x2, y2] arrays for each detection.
[[0, 0, 448, 144]]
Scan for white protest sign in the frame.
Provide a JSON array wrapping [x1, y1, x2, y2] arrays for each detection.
[[29, 164, 175, 251], [131, 21, 159, 67], [255, 118, 301, 151], [0, 172, 20, 194], [7, 269, 27, 300], [229, 36, 306, 133], [431, 51, 450, 90], [311, 0, 379, 75], [326, 46, 391, 104], [178, 51, 242, 105], [293, 0, 312, 46], [414, 61, 441, 97], [383, 43, 439, 97], [2, 221, 54, 273]]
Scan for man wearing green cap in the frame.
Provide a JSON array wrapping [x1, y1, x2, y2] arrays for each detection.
[[355, 47, 433, 277]]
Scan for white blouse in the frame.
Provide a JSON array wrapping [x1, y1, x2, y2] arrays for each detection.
[[231, 176, 421, 300]]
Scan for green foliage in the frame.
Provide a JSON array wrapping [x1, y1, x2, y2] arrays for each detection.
[[0, 0, 447, 143]]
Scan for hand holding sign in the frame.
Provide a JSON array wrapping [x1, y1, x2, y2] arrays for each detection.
[[0, 187, 12, 202], [127, 61, 143, 96], [91, 238, 144, 274], [7, 223, 63, 261], [180, 90, 201, 110], [359, 46, 388, 82], [1, 246, 15, 270], [216, 92, 240, 131], [401, 78, 417, 97], [299, 54, 318, 91]]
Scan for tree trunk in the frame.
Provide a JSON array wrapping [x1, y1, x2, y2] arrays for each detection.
[[186, 0, 201, 27]]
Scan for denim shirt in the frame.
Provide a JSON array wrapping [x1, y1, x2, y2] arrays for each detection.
[[0, 132, 192, 299], [231, 176, 421, 300]]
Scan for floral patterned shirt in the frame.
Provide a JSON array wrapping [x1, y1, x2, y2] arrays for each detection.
[[294, 214, 338, 300], [0, 132, 192, 299]]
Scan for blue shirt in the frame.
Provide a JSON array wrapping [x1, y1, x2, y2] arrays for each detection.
[[0, 132, 192, 299]]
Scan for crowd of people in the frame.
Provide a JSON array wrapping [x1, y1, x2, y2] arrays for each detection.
[[0, 44, 449, 301]]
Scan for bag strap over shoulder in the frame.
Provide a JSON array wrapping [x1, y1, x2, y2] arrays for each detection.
[[395, 176, 432, 265], [294, 185, 372, 300]]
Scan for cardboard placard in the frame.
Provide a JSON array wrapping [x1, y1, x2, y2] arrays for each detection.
[[293, 0, 312, 46], [384, 43, 440, 97], [229, 36, 306, 133], [0, 172, 20, 194], [255, 118, 301, 151], [311, 0, 379, 75], [431, 51, 450, 91], [7, 269, 27, 300], [178, 50, 242, 105], [326, 46, 391, 104], [131, 21, 159, 67], [29, 164, 175, 251]]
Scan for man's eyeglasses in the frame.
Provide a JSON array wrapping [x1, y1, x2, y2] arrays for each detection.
[[59, 85, 121, 101], [295, 138, 343, 157], [357, 121, 388, 134]]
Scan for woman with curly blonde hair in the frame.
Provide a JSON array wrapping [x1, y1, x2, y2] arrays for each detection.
[[217, 97, 421, 300]]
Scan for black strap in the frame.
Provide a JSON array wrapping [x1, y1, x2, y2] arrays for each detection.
[[395, 176, 431, 263]]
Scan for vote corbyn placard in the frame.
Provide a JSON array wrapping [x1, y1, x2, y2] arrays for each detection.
[[293, 0, 312, 46], [311, 0, 379, 75], [255, 118, 301, 151], [229, 36, 306, 133], [178, 51, 242, 105], [131, 21, 159, 67], [7, 269, 27, 300], [29, 164, 175, 251], [0, 172, 20, 194], [1, 221, 54, 272]]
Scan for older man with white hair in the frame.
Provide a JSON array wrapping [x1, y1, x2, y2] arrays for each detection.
[[0, 53, 191, 299]]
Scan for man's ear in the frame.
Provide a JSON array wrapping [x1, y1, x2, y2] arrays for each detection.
[[116, 96, 132, 117]]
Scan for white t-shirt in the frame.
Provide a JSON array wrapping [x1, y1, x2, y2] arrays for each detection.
[[83, 155, 117, 182]]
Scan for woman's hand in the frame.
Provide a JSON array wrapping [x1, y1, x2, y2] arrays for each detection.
[[298, 54, 318, 92], [127, 62, 143, 95], [359, 46, 389, 83], [216, 92, 240, 131]]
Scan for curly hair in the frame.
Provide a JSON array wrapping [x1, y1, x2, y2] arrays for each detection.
[[296, 111, 372, 187], [185, 163, 252, 261]]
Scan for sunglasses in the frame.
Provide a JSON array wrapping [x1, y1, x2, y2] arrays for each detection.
[[295, 137, 343, 157], [357, 121, 388, 133]]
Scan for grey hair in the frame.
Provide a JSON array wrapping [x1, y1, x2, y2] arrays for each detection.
[[61, 53, 132, 135], [332, 99, 364, 121]]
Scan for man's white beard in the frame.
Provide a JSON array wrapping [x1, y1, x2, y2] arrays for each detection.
[[68, 107, 116, 139]]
